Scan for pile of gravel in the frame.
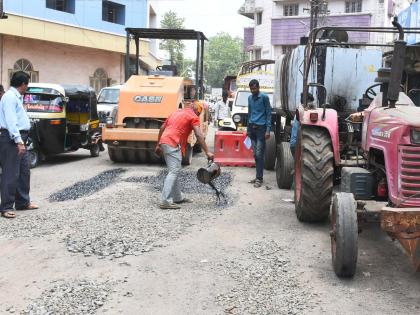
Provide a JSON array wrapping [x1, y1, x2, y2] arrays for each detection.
[[62, 177, 232, 258], [49, 168, 126, 202], [215, 240, 314, 314], [24, 280, 112, 315], [0, 169, 233, 257]]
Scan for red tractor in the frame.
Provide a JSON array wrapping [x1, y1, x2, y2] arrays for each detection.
[[294, 19, 420, 277]]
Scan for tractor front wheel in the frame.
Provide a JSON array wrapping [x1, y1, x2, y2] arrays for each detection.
[[294, 126, 334, 222], [331, 192, 358, 278]]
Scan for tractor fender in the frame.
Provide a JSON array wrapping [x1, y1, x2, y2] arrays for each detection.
[[297, 107, 340, 165]]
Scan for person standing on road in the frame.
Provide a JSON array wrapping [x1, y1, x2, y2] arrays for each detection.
[[155, 102, 214, 209], [0, 71, 39, 219], [215, 90, 230, 125], [247, 79, 272, 188]]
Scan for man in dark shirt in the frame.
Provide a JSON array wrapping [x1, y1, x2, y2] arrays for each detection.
[[247, 79, 272, 188]]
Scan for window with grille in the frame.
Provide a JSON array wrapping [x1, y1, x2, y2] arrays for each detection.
[[9, 59, 39, 83], [46, 0, 75, 14], [284, 4, 299, 16], [90, 68, 109, 94], [102, 1, 126, 25], [256, 12, 263, 25], [345, 0, 362, 13]]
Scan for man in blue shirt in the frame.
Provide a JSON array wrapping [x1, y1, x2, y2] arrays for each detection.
[[247, 79, 272, 188], [0, 71, 38, 219]]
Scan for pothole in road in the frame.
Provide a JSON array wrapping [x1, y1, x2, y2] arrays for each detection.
[[49, 168, 126, 202], [124, 169, 233, 203]]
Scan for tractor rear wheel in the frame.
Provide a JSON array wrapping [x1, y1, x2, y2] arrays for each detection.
[[264, 132, 276, 170], [294, 126, 334, 222], [276, 142, 293, 189], [331, 193, 358, 278]]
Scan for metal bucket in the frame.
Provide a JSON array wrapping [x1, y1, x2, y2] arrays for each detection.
[[197, 162, 221, 184]]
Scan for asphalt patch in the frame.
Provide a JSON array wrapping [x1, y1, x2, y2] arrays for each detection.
[[124, 169, 232, 195], [49, 168, 126, 202]]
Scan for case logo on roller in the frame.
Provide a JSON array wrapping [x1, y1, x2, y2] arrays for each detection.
[[133, 96, 163, 103]]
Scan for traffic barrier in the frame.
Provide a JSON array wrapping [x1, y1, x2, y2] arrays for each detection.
[[214, 131, 255, 167]]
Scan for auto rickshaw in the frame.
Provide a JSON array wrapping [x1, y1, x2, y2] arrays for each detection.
[[24, 84, 103, 168]]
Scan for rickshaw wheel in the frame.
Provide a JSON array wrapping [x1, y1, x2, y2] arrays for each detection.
[[29, 149, 39, 169], [331, 192, 358, 278], [90, 143, 100, 157]]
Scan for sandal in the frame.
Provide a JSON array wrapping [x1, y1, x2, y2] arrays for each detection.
[[1, 211, 16, 219], [16, 203, 39, 211]]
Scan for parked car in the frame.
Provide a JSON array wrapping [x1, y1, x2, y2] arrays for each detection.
[[97, 85, 121, 127]]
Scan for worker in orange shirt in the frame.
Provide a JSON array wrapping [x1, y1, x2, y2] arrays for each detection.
[[155, 101, 214, 209]]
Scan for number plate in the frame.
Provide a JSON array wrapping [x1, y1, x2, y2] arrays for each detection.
[[99, 123, 106, 128]]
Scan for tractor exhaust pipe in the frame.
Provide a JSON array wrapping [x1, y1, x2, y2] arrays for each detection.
[[387, 17, 406, 108]]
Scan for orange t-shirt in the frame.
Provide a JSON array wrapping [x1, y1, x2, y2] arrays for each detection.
[[159, 108, 200, 154]]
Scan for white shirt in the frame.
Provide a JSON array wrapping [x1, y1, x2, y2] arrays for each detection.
[[0, 87, 30, 143], [215, 100, 229, 120]]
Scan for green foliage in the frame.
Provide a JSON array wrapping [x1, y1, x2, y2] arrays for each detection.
[[205, 33, 244, 88], [159, 11, 186, 67]]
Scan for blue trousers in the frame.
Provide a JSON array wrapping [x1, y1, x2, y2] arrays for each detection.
[[248, 125, 266, 180], [0, 130, 30, 211]]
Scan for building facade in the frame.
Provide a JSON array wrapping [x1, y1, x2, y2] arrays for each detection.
[[1, 0, 160, 92], [240, 0, 407, 60]]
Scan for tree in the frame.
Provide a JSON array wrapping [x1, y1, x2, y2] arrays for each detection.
[[159, 11, 185, 68], [205, 33, 244, 88]]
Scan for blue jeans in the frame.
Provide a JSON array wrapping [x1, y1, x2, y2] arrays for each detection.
[[160, 144, 184, 205], [248, 125, 266, 180]]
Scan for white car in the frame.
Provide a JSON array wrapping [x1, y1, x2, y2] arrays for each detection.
[[97, 85, 122, 127]]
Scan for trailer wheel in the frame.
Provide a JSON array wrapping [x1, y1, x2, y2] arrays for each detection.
[[331, 193, 358, 278], [90, 143, 100, 157], [28, 149, 39, 169], [295, 126, 334, 222], [264, 132, 276, 170], [182, 144, 193, 166], [276, 142, 293, 189]]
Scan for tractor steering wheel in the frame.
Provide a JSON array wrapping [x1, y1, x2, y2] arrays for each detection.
[[364, 83, 381, 101], [365, 83, 405, 101]]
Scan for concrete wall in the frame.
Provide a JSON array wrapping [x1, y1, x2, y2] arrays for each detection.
[[1, 35, 124, 88], [4, 0, 148, 35]]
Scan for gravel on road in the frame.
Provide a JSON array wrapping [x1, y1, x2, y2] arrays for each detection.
[[49, 168, 126, 202], [216, 240, 317, 315], [23, 279, 113, 315]]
